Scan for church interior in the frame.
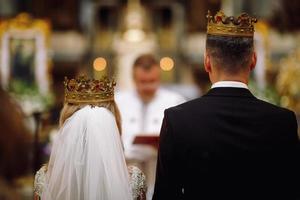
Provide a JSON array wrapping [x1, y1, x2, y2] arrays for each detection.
[[0, 0, 300, 199]]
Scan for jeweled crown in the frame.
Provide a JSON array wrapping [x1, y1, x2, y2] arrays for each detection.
[[64, 76, 116, 104], [207, 10, 257, 37]]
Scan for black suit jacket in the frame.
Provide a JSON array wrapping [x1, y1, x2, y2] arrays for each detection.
[[153, 87, 300, 200]]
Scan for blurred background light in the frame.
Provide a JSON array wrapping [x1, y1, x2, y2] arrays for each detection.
[[123, 28, 145, 42], [160, 57, 174, 71], [93, 57, 107, 71]]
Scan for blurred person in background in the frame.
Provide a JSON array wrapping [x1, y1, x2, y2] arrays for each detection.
[[191, 66, 211, 96], [115, 54, 185, 199], [0, 87, 32, 200]]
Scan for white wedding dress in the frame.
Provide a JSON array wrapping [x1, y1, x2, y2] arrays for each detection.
[[33, 106, 146, 200]]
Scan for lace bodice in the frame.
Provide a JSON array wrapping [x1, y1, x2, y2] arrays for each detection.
[[34, 165, 146, 200]]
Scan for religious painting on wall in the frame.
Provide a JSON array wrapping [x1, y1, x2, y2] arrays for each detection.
[[0, 13, 53, 114], [0, 13, 51, 94], [9, 38, 36, 86]]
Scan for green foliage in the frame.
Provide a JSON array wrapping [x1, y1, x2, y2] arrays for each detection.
[[248, 80, 280, 106], [9, 80, 54, 112]]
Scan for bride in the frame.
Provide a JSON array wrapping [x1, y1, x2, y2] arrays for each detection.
[[34, 76, 146, 200]]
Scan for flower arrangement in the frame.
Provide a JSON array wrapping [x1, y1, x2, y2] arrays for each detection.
[[9, 80, 54, 115], [276, 48, 300, 114]]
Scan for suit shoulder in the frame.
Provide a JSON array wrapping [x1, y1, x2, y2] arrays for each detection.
[[165, 97, 202, 114], [256, 98, 295, 116]]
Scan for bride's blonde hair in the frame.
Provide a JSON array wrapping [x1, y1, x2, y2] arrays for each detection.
[[59, 101, 122, 134]]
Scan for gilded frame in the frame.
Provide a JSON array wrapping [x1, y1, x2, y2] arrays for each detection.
[[0, 13, 51, 94]]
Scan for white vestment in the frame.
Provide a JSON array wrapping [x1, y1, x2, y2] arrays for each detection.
[[115, 88, 185, 198]]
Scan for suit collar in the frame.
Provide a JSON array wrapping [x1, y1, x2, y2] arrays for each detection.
[[204, 87, 256, 98]]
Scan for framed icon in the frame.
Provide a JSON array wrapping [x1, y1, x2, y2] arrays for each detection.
[[0, 13, 51, 94]]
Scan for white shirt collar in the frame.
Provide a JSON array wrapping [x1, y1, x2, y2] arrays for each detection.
[[211, 81, 248, 89]]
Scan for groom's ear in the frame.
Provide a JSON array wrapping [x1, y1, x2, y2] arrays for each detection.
[[249, 52, 257, 71], [204, 52, 212, 73]]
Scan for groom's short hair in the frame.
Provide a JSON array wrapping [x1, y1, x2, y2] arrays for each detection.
[[206, 35, 254, 74]]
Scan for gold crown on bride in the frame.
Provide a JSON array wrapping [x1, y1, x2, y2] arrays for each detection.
[[207, 10, 257, 37], [64, 75, 116, 104]]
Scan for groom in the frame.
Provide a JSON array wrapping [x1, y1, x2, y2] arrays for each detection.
[[153, 11, 300, 199]]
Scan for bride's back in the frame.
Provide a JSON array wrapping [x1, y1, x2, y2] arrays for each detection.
[[40, 76, 133, 200], [42, 106, 132, 200]]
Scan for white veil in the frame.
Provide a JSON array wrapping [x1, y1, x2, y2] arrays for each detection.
[[42, 106, 132, 200]]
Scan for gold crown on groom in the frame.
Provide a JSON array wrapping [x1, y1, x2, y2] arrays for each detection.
[[64, 76, 116, 105], [207, 10, 257, 37]]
